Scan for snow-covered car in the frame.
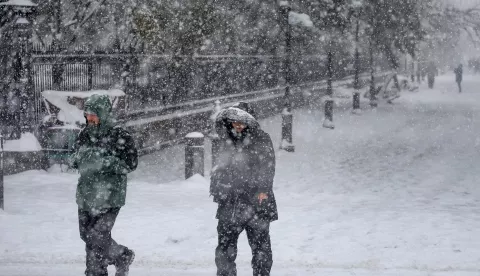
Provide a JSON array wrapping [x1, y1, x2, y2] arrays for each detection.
[[36, 89, 127, 165]]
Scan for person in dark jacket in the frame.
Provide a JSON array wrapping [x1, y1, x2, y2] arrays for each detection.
[[210, 102, 277, 276], [427, 62, 437, 89], [454, 64, 463, 93], [70, 94, 138, 276]]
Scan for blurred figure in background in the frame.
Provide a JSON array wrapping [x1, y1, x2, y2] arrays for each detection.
[[427, 62, 437, 89], [454, 64, 463, 93]]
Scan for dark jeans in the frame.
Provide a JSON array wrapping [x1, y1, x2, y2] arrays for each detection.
[[428, 76, 435, 89], [215, 217, 273, 276], [78, 208, 129, 276], [457, 81, 462, 93]]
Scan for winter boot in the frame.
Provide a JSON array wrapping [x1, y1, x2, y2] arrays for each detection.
[[115, 248, 135, 276]]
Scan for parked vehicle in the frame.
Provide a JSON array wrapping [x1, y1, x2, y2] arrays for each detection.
[[35, 89, 127, 165]]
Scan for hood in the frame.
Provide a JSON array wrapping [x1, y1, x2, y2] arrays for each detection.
[[84, 94, 114, 125], [84, 94, 115, 128], [215, 103, 260, 139]]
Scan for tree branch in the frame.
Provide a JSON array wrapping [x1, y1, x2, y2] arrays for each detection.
[[65, 0, 108, 49]]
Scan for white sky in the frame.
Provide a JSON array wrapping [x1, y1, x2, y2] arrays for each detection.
[[444, 0, 480, 8]]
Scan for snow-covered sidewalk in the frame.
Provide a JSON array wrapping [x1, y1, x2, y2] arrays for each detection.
[[2, 74, 480, 275]]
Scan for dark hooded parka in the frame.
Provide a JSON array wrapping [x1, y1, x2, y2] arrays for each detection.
[[70, 94, 138, 213], [210, 105, 278, 223]]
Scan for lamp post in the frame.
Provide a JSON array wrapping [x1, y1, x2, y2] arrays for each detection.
[[352, 17, 361, 113], [0, 0, 37, 133], [0, 135, 3, 210], [279, 0, 295, 152]]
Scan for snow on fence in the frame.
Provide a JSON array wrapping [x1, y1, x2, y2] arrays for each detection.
[[30, 50, 370, 119], [2, 71, 390, 175]]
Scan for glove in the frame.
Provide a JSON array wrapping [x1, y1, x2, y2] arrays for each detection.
[[74, 147, 104, 174], [101, 155, 129, 175]]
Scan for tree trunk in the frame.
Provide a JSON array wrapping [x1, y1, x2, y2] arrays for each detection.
[[369, 39, 377, 107], [392, 74, 401, 92], [411, 59, 415, 82], [52, 0, 64, 91], [323, 50, 334, 129], [381, 43, 401, 92], [125, 48, 139, 108], [326, 51, 333, 98]]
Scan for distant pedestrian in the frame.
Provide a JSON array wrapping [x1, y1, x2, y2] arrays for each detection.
[[427, 62, 437, 89], [210, 102, 277, 276], [454, 64, 463, 93]]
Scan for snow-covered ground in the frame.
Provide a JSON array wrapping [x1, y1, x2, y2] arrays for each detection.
[[2, 73, 480, 275]]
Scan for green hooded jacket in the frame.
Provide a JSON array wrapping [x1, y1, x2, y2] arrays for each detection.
[[70, 94, 138, 213]]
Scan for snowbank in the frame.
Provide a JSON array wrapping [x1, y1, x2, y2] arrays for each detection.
[[3, 133, 42, 152], [289, 12, 313, 27], [0, 0, 37, 7]]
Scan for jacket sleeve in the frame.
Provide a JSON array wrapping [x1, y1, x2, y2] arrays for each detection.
[[210, 166, 235, 203], [254, 131, 276, 191], [69, 128, 88, 169], [114, 128, 138, 173]]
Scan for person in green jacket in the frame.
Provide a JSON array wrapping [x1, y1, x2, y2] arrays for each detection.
[[70, 94, 138, 276]]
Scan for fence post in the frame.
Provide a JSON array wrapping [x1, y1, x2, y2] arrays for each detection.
[[185, 132, 204, 179], [87, 61, 93, 90], [0, 135, 4, 210], [209, 100, 222, 169]]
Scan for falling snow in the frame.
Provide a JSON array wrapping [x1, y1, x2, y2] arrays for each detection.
[[1, 0, 480, 275]]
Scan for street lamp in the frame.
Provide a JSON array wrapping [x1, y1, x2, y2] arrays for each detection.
[[352, 17, 361, 113], [0, 135, 3, 210], [279, 0, 295, 152], [0, 0, 37, 134]]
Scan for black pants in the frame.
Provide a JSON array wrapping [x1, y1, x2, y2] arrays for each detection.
[[428, 77, 435, 89], [457, 81, 462, 93], [78, 208, 128, 276], [215, 217, 273, 276]]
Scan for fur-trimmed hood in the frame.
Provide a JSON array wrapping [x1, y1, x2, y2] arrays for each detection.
[[215, 105, 260, 139]]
